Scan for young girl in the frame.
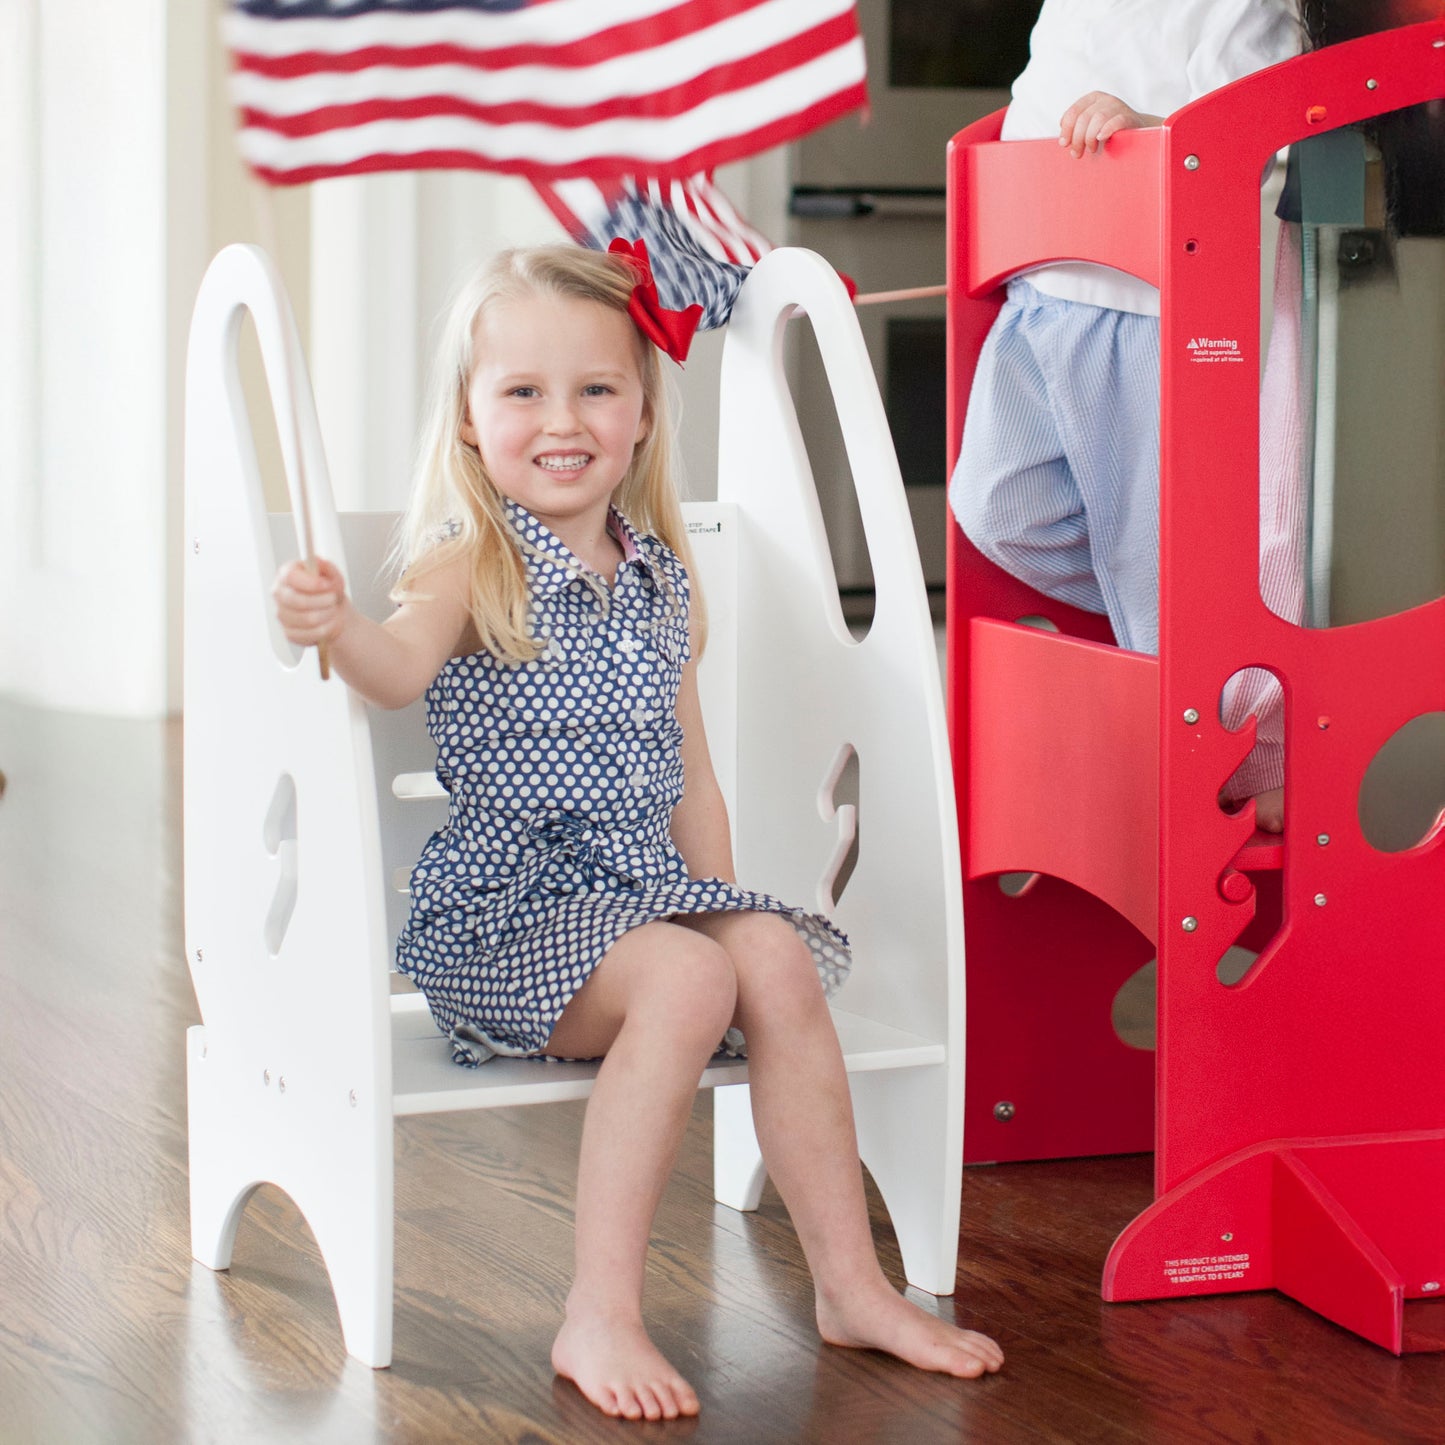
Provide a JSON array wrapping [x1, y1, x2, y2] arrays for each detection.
[[274, 243, 1003, 1421]]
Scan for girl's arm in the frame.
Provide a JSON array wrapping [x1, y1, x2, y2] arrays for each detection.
[[669, 623, 738, 884], [273, 552, 472, 710]]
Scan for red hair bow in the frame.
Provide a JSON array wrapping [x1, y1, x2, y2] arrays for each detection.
[[608, 237, 703, 365]]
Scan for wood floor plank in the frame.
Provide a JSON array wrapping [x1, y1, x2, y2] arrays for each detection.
[[5, 696, 1445, 1443]]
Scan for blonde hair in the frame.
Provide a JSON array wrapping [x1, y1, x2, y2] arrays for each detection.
[[392, 243, 703, 664]]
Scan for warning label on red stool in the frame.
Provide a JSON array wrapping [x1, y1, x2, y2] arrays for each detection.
[[1163, 1253, 1251, 1285], [1185, 336, 1244, 364]]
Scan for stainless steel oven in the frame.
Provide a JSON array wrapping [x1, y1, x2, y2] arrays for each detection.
[[787, 0, 1044, 607]]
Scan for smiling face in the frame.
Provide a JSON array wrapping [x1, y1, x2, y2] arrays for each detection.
[[460, 289, 651, 545]]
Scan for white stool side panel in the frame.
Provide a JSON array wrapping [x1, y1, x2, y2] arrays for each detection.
[[718, 247, 963, 1052], [184, 244, 395, 1364], [717, 248, 964, 1288]]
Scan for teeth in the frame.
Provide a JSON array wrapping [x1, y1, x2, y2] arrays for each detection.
[[536, 455, 589, 472]]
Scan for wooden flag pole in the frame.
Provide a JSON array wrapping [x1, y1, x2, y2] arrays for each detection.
[[254, 182, 330, 681], [851, 283, 948, 307]]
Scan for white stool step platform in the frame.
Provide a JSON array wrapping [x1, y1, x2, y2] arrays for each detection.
[[388, 989, 947, 1115]]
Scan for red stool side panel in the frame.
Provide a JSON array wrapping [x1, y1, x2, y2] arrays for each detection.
[[1155, 19, 1445, 1182], [1105, 20, 1445, 1352], [948, 115, 1163, 1163]]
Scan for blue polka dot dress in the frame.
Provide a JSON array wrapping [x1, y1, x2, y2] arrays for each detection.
[[396, 500, 851, 1066]]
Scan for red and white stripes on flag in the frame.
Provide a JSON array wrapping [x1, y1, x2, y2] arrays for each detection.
[[226, 0, 868, 187]]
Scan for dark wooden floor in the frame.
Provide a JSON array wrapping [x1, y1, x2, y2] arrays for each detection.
[[4, 697, 1444, 1444]]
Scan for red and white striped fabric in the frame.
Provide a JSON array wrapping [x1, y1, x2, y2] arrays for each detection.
[[226, 0, 868, 187]]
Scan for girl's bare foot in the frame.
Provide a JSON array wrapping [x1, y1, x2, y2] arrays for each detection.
[[816, 1280, 1004, 1379], [1252, 786, 1284, 834], [552, 1306, 700, 1421]]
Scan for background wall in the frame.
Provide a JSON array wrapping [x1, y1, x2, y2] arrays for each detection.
[[1, 0, 196, 716], [0, 0, 309, 716]]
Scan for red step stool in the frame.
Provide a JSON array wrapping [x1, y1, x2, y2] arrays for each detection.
[[948, 21, 1445, 1353]]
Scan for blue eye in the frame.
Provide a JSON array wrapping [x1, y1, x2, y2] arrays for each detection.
[[508, 385, 539, 399], [583, 384, 614, 397]]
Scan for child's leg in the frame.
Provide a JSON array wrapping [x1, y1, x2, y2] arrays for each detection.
[[950, 284, 1108, 617], [1046, 297, 1162, 654], [544, 920, 738, 1421], [1220, 666, 1286, 832], [683, 913, 1004, 1379]]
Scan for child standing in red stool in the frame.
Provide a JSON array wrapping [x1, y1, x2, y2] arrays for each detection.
[[950, 0, 1302, 831]]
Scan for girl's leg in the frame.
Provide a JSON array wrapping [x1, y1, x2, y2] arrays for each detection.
[[544, 920, 737, 1421], [684, 913, 1004, 1379]]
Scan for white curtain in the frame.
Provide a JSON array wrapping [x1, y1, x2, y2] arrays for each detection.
[[0, 0, 206, 717]]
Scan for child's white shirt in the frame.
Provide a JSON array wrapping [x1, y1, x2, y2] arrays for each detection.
[[1002, 0, 1302, 315]]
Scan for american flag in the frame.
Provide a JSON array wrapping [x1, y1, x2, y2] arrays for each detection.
[[534, 171, 771, 330], [226, 0, 868, 187]]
